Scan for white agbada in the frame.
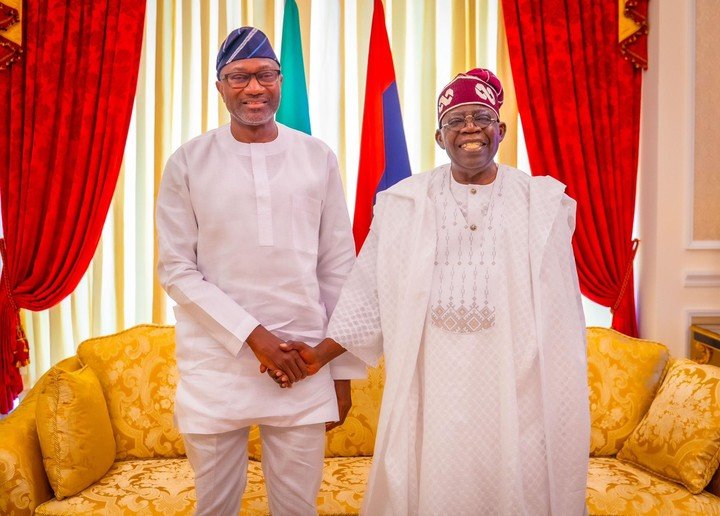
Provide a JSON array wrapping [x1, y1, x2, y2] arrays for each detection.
[[328, 164, 590, 515], [156, 123, 365, 435]]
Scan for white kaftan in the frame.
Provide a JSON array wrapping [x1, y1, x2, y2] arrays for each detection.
[[328, 164, 589, 515], [156, 123, 366, 435]]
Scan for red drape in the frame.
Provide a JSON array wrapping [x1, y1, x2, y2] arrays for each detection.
[[502, 0, 645, 337], [0, 0, 146, 413]]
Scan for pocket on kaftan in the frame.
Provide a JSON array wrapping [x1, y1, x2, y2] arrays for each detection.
[[291, 194, 322, 254]]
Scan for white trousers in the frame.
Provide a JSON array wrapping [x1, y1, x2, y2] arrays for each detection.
[[183, 423, 325, 516]]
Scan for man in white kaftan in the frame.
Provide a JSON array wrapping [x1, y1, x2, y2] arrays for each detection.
[[155, 27, 365, 516], [279, 68, 589, 515]]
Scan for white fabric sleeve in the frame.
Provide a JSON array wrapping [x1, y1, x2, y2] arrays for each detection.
[[155, 151, 260, 356], [315, 152, 367, 379], [326, 226, 383, 367]]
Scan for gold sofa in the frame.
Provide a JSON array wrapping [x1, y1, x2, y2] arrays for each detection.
[[0, 325, 378, 515], [2, 325, 720, 515], [585, 327, 720, 514]]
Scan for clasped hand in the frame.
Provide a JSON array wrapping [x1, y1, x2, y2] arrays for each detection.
[[259, 340, 323, 388], [255, 336, 350, 431], [246, 326, 310, 383]]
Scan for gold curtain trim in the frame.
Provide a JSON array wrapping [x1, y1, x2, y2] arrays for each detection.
[[618, 0, 649, 70], [0, 1, 21, 69]]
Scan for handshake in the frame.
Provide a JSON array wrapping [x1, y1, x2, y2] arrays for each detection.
[[246, 324, 345, 389], [259, 341, 321, 388]]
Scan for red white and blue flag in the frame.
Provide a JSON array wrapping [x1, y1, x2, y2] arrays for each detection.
[[352, 0, 411, 253]]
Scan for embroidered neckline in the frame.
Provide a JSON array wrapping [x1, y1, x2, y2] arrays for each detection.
[[430, 166, 506, 333]]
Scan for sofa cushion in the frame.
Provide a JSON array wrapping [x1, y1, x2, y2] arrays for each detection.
[[242, 457, 372, 515], [35, 365, 115, 500], [618, 359, 720, 494], [587, 327, 669, 456], [77, 325, 185, 460], [34, 458, 196, 515], [33, 456, 372, 515], [586, 457, 720, 515]]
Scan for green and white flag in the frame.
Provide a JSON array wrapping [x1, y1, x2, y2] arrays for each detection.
[[276, 0, 311, 134]]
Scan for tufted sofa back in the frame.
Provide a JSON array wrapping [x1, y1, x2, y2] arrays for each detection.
[[76, 324, 385, 461], [586, 326, 671, 457], [77, 325, 185, 460]]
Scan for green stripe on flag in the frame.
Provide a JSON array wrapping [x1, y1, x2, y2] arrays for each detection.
[[276, 0, 311, 134]]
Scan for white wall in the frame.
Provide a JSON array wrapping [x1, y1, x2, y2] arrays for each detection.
[[638, 0, 720, 357]]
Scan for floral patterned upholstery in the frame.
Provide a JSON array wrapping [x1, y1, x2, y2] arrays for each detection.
[[76, 325, 185, 460], [326, 363, 384, 458], [34, 458, 196, 515], [5, 325, 720, 515], [0, 356, 80, 516], [617, 359, 720, 494], [587, 457, 720, 515], [242, 457, 371, 515], [587, 327, 670, 456], [33, 456, 371, 516]]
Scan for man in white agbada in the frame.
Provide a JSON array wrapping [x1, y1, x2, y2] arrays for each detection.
[[155, 26, 365, 516], [278, 68, 590, 515]]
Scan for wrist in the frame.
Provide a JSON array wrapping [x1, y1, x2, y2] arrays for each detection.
[[246, 325, 280, 353], [245, 325, 264, 350], [317, 338, 345, 367]]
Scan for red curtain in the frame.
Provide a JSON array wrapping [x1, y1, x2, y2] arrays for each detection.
[[0, 0, 146, 413], [502, 0, 645, 336]]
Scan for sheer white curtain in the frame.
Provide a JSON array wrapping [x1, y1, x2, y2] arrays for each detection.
[[21, 0, 543, 387]]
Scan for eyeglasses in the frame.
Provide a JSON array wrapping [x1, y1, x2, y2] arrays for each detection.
[[221, 69, 281, 89], [440, 113, 498, 131]]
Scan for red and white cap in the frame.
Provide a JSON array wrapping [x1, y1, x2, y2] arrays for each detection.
[[437, 68, 504, 124]]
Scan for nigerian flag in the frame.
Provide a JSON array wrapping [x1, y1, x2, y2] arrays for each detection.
[[276, 0, 311, 134]]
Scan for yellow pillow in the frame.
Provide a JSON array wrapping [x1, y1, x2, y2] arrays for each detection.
[[36, 365, 115, 500], [618, 359, 720, 493], [587, 327, 670, 456]]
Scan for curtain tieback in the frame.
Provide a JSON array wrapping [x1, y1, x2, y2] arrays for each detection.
[[0, 238, 29, 366], [611, 238, 640, 314]]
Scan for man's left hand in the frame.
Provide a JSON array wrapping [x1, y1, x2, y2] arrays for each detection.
[[326, 380, 351, 432]]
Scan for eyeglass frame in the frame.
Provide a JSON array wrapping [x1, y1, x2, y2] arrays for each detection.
[[439, 112, 499, 132], [220, 69, 282, 89]]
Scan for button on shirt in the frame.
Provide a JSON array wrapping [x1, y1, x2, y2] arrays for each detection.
[[156, 124, 364, 434], [448, 173, 493, 228]]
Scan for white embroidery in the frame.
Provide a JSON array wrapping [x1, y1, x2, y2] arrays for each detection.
[[430, 169, 505, 333], [475, 82, 496, 105], [438, 88, 454, 113]]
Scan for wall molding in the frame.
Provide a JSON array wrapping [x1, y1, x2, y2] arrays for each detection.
[[684, 272, 720, 287], [687, 0, 720, 248], [687, 240, 720, 250], [686, 0, 698, 249]]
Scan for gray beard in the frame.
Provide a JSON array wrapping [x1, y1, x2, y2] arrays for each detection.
[[233, 110, 275, 126]]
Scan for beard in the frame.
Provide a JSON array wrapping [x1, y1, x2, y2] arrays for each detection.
[[225, 93, 280, 127], [232, 105, 276, 126]]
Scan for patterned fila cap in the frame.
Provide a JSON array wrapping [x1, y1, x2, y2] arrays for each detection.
[[437, 68, 504, 125], [216, 27, 279, 79]]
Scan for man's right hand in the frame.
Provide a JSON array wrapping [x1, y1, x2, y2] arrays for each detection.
[[246, 325, 308, 383], [263, 338, 349, 389], [280, 340, 325, 375]]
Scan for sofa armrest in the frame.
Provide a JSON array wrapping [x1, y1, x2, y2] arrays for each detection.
[[0, 355, 81, 514], [0, 392, 53, 515]]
